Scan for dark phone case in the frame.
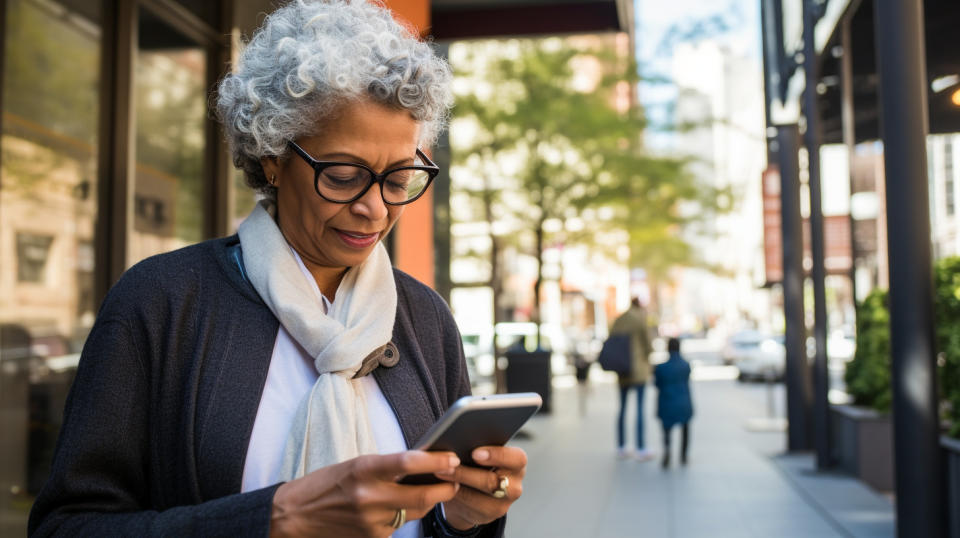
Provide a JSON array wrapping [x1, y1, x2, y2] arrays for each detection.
[[398, 405, 539, 485]]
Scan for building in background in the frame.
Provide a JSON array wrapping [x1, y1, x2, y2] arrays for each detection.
[[929, 134, 960, 259], [664, 40, 773, 338]]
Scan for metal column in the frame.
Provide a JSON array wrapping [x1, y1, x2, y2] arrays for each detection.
[[778, 124, 812, 452], [873, 0, 944, 535], [802, 0, 831, 470], [840, 3, 862, 305]]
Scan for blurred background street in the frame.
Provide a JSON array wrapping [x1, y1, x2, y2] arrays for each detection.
[[496, 353, 894, 538]]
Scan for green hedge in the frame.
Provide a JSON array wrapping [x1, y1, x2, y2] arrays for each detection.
[[846, 257, 960, 435], [934, 257, 960, 438], [845, 289, 891, 412]]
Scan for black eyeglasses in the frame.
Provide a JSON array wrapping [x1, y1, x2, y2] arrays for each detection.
[[287, 141, 439, 205]]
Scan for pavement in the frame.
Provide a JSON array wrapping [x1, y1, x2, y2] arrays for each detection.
[[488, 364, 894, 538]]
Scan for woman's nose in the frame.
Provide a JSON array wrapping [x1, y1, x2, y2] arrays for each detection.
[[351, 182, 389, 220]]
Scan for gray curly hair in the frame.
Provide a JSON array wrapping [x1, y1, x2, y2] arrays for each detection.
[[216, 0, 453, 195]]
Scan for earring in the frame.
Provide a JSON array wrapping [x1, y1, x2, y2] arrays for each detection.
[[270, 174, 277, 186]]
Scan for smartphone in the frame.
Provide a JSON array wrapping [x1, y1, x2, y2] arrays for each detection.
[[398, 392, 542, 485]]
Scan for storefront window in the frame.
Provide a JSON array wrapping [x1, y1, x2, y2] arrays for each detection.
[[130, 7, 207, 263], [0, 0, 101, 533]]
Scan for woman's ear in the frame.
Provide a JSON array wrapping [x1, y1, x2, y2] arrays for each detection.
[[260, 156, 280, 187]]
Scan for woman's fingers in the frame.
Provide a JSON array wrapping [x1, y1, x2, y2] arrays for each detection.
[[473, 446, 528, 477], [358, 450, 459, 481], [352, 452, 462, 511]]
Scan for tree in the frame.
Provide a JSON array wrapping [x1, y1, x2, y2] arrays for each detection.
[[451, 36, 729, 346]]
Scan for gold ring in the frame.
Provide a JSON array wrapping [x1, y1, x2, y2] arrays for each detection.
[[492, 475, 509, 499], [390, 507, 406, 529]]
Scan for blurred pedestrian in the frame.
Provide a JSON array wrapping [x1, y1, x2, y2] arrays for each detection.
[[610, 297, 654, 460], [571, 341, 593, 417], [654, 337, 694, 468]]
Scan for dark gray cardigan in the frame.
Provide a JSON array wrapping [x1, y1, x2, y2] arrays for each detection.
[[28, 235, 505, 537]]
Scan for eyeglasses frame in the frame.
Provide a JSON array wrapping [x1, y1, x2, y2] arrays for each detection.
[[286, 140, 439, 206]]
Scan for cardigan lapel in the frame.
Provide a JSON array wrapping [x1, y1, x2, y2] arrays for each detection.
[[373, 278, 445, 449], [193, 240, 279, 500]]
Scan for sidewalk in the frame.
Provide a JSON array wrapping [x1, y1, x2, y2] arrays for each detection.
[[498, 367, 894, 537]]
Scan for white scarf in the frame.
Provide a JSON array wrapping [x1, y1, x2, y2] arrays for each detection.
[[237, 200, 397, 479]]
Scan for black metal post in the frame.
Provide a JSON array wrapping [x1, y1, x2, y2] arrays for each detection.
[[840, 1, 862, 306], [873, 0, 944, 536], [778, 124, 812, 452], [760, 0, 777, 162], [432, 43, 453, 304], [802, 0, 831, 470]]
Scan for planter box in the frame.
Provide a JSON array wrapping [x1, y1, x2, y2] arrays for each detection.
[[945, 436, 960, 538], [830, 405, 894, 491]]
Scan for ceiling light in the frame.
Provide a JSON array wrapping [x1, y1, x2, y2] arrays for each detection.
[[932, 74, 960, 93], [953, 88, 960, 107]]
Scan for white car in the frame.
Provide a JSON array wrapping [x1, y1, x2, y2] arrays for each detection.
[[722, 330, 767, 365], [736, 335, 785, 382], [736, 331, 857, 382], [460, 330, 495, 380]]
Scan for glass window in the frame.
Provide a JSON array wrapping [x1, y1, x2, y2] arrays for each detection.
[[0, 0, 101, 533], [130, 7, 207, 263], [16, 232, 54, 283]]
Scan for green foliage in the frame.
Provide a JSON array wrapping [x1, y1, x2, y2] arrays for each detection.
[[845, 258, 960, 434], [451, 38, 729, 289], [934, 257, 960, 437], [845, 289, 892, 412]]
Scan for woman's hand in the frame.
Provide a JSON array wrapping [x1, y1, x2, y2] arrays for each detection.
[[270, 451, 460, 537], [435, 446, 528, 531]]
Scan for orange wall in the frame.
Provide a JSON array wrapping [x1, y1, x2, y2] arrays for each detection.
[[384, 0, 435, 287], [394, 189, 435, 287], [385, 0, 430, 35]]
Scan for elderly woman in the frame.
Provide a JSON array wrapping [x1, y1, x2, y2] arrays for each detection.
[[28, 1, 526, 536]]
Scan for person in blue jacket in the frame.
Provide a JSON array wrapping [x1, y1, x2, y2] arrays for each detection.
[[654, 338, 694, 468]]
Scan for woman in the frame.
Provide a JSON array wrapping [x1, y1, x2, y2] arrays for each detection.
[[653, 338, 693, 468], [28, 1, 526, 536]]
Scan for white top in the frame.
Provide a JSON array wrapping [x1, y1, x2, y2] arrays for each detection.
[[241, 249, 419, 538]]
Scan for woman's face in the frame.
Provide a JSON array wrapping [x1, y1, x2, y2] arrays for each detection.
[[262, 100, 421, 283]]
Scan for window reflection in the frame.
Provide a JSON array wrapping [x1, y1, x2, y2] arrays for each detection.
[[130, 8, 206, 263], [0, 0, 100, 533]]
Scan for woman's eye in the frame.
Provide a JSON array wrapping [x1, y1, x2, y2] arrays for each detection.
[[386, 171, 411, 189], [322, 167, 365, 184]]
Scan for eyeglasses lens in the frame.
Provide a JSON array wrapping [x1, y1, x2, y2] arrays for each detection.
[[316, 166, 430, 203]]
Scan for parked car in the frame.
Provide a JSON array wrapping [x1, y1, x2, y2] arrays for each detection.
[[460, 328, 495, 381], [721, 330, 767, 365], [736, 335, 785, 381]]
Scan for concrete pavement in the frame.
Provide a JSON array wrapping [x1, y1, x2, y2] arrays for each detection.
[[494, 366, 894, 537]]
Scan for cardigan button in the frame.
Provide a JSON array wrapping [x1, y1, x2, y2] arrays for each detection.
[[381, 342, 399, 367]]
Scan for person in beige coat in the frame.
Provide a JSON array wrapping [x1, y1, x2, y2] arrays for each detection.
[[609, 297, 654, 460]]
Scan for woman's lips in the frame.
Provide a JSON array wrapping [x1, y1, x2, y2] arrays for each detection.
[[335, 229, 380, 248]]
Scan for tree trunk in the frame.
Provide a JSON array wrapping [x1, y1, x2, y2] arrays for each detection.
[[482, 179, 508, 392], [534, 221, 544, 349]]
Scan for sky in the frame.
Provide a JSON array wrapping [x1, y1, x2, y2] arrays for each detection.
[[634, 0, 762, 148]]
